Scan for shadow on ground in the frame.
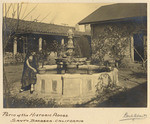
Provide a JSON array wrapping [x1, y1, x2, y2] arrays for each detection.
[[130, 71, 147, 79], [96, 82, 147, 107]]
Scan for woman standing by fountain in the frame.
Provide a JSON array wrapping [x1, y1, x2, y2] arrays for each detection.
[[20, 50, 38, 94]]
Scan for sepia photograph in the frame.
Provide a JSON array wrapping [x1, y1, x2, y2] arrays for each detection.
[[3, 2, 147, 108]]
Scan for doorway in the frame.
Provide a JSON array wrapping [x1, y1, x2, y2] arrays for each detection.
[[133, 33, 144, 62]]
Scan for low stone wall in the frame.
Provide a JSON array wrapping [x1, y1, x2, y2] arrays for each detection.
[[35, 68, 118, 104]]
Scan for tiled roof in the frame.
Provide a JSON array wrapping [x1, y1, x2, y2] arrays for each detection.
[[4, 17, 90, 36], [79, 3, 147, 24]]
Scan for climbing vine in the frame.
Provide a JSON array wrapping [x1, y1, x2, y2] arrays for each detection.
[[91, 22, 135, 65]]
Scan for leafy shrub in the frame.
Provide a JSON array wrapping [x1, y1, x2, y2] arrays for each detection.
[[95, 73, 127, 102]]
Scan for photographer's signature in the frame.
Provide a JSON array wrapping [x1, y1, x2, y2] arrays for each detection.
[[119, 112, 147, 121]]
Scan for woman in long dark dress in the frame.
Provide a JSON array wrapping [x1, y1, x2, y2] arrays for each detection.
[[20, 51, 38, 93]]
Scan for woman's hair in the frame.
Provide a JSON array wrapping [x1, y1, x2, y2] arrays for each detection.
[[24, 50, 35, 61]]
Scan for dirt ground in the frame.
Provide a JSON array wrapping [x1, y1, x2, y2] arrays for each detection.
[[3, 64, 147, 108]]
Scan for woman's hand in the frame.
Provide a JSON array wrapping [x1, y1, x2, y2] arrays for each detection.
[[33, 69, 37, 73]]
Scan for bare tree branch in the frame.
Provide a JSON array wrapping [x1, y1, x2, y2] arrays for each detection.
[[4, 3, 7, 17], [40, 12, 51, 22], [22, 3, 38, 20], [133, 47, 144, 62], [5, 3, 12, 17], [16, 3, 20, 30], [12, 4, 16, 18], [21, 3, 28, 19], [19, 3, 23, 17], [22, 14, 41, 30], [4, 4, 7, 29]]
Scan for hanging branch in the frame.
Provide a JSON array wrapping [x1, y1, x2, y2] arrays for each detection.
[[16, 3, 20, 31], [5, 3, 12, 17], [19, 3, 23, 17], [15, 3, 23, 31], [12, 4, 16, 18], [4, 4, 7, 30], [3, 3, 39, 49], [39, 11, 51, 22], [23, 10, 51, 32], [22, 3, 38, 20], [9, 4, 16, 29], [21, 3, 28, 19], [4, 3, 7, 17], [23, 14, 41, 31]]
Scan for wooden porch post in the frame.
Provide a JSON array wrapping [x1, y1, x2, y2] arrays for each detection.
[[13, 37, 17, 55], [130, 36, 134, 62], [61, 38, 64, 45], [39, 37, 42, 51]]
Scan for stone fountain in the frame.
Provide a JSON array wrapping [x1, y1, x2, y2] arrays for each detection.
[[55, 29, 87, 74], [35, 29, 119, 105]]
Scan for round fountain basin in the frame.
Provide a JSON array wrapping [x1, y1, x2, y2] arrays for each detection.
[[35, 67, 118, 105]]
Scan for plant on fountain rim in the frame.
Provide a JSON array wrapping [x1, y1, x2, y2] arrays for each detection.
[[95, 73, 127, 102], [37, 40, 59, 67], [37, 49, 49, 68]]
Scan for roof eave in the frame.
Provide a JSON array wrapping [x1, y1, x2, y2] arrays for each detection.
[[79, 16, 147, 25]]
